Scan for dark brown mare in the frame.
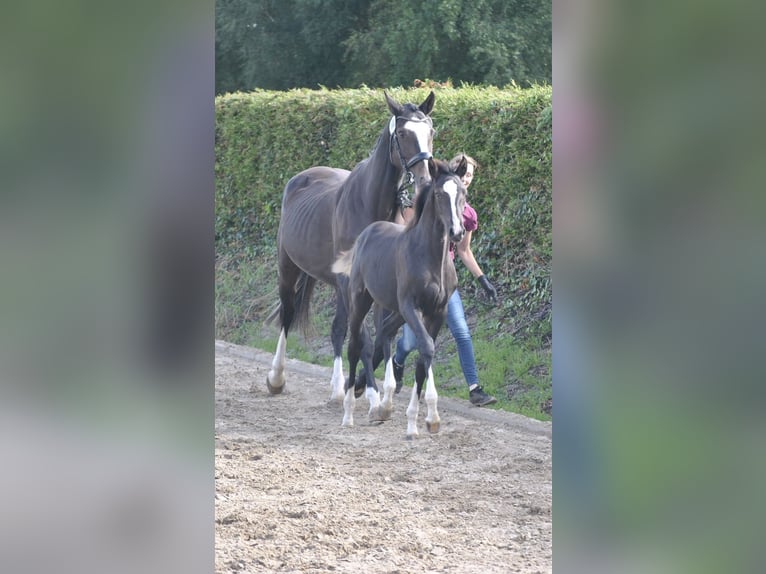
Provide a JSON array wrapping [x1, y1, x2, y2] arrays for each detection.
[[332, 157, 468, 438], [266, 91, 436, 402]]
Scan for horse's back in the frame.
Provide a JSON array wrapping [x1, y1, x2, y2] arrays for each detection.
[[279, 166, 351, 284], [282, 166, 350, 207]]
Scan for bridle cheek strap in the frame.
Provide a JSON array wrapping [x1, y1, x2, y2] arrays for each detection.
[[389, 116, 433, 215]]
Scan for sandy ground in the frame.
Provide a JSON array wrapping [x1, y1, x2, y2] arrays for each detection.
[[215, 340, 552, 573]]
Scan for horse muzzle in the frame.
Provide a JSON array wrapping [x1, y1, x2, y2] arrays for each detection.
[[450, 228, 465, 244]]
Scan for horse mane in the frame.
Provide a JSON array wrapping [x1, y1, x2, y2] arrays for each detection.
[[405, 158, 452, 231]]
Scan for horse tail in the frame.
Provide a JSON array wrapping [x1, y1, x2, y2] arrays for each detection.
[[291, 271, 317, 336], [331, 249, 354, 276], [264, 271, 316, 337], [264, 300, 281, 326]]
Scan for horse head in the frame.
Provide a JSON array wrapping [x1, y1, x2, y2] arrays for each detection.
[[427, 157, 467, 244], [385, 91, 435, 195]]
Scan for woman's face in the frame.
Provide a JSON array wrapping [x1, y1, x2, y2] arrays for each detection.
[[462, 163, 475, 188]]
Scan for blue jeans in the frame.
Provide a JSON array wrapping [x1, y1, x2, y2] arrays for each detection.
[[393, 289, 479, 388]]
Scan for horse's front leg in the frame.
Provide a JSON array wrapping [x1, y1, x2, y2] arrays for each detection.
[[422, 361, 440, 434], [421, 315, 445, 434], [400, 308, 441, 437], [405, 362, 423, 439]]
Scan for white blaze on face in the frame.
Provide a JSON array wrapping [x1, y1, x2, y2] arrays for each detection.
[[443, 179, 463, 236], [403, 119, 432, 156], [391, 116, 432, 171]]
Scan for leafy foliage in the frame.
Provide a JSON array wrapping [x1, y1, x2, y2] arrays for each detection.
[[215, 0, 551, 93]]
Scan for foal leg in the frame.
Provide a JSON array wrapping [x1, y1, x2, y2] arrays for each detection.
[[405, 353, 430, 439], [405, 361, 425, 439], [422, 359, 440, 434], [343, 288, 374, 427], [342, 324, 361, 428], [405, 356, 439, 435], [400, 309, 441, 435], [422, 316, 446, 433], [375, 323, 399, 421], [354, 303, 387, 398], [359, 323, 383, 422]]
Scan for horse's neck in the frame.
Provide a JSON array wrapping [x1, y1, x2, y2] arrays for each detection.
[[410, 198, 451, 265], [353, 132, 400, 219]]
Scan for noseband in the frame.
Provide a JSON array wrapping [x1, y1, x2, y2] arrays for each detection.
[[389, 116, 433, 212]]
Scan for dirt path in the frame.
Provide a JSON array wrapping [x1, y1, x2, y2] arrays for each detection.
[[215, 340, 552, 573]]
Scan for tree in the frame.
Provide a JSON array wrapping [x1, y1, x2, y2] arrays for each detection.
[[215, 0, 550, 93], [344, 0, 551, 88]]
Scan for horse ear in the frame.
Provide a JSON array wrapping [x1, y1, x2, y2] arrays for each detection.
[[419, 91, 436, 116], [454, 155, 468, 178], [428, 157, 438, 179], [384, 91, 403, 117]]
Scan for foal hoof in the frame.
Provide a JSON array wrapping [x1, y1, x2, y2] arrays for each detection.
[[266, 377, 284, 395], [353, 372, 379, 399], [369, 405, 392, 422], [425, 420, 440, 434], [377, 405, 393, 421]]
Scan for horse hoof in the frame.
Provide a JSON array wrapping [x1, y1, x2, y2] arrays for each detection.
[[368, 407, 390, 423], [266, 377, 284, 395], [405, 433, 417, 441], [329, 393, 344, 404], [354, 374, 379, 399], [375, 406, 393, 421], [425, 420, 440, 434]]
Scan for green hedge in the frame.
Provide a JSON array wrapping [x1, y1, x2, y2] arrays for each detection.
[[215, 85, 551, 329]]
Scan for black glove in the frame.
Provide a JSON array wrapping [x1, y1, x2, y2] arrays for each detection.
[[477, 274, 498, 303]]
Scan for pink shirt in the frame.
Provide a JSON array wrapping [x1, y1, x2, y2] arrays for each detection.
[[450, 202, 477, 260]]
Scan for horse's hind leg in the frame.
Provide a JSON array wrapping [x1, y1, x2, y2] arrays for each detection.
[[374, 312, 403, 421], [359, 323, 383, 422], [342, 291, 365, 426], [353, 303, 387, 398], [266, 254, 301, 394], [328, 283, 348, 403], [375, 338, 396, 421]]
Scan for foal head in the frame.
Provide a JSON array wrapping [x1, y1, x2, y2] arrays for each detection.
[[411, 157, 468, 244], [385, 91, 435, 193]]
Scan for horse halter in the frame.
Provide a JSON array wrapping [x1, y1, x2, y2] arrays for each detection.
[[389, 115, 433, 212]]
